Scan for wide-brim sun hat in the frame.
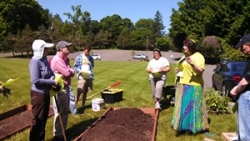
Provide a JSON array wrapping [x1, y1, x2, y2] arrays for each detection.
[[32, 39, 54, 59]]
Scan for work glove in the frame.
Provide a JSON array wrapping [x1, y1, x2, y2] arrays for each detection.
[[50, 74, 64, 95], [0, 86, 11, 98]]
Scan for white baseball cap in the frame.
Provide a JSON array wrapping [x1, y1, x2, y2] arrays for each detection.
[[32, 39, 54, 59]]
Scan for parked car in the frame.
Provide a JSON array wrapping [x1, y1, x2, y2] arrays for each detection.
[[132, 54, 148, 60], [212, 60, 246, 96], [92, 54, 101, 60]]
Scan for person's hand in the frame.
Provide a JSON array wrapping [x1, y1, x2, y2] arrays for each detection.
[[54, 80, 58, 86], [159, 68, 164, 73], [84, 61, 90, 65], [230, 86, 237, 100], [185, 57, 194, 66], [175, 67, 179, 73], [51, 85, 61, 92], [0, 87, 11, 98], [70, 68, 75, 74]]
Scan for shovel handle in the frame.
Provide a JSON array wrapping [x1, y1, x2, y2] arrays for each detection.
[[53, 95, 67, 141], [86, 81, 122, 100]]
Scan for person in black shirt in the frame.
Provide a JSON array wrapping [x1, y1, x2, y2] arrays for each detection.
[[230, 33, 250, 141]]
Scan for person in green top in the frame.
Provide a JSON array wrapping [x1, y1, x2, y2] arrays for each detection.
[[171, 39, 209, 136]]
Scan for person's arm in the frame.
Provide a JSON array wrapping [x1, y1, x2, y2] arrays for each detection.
[[231, 69, 250, 97], [160, 66, 170, 73], [146, 61, 153, 73], [0, 82, 3, 91], [73, 56, 82, 74], [88, 55, 94, 68], [29, 59, 55, 85], [230, 78, 249, 98], [186, 57, 204, 75], [54, 59, 74, 77], [160, 58, 170, 73]]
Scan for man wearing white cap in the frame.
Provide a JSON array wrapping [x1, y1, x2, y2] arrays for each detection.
[[29, 39, 58, 141], [230, 33, 250, 141], [50, 41, 75, 140]]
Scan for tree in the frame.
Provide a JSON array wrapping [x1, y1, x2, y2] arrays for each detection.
[[201, 36, 221, 64], [15, 25, 35, 57], [64, 5, 86, 51], [0, 0, 51, 35], [153, 11, 165, 37], [0, 0, 51, 51], [132, 19, 154, 50], [116, 27, 132, 49], [1, 34, 15, 53]]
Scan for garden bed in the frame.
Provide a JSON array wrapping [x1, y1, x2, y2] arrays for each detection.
[[221, 132, 237, 141], [74, 107, 159, 141], [0, 104, 54, 140]]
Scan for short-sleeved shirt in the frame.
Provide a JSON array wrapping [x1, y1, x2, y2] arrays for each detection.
[[147, 57, 170, 80], [243, 59, 250, 87], [179, 52, 205, 86]]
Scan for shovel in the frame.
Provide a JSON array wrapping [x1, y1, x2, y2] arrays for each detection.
[[86, 81, 122, 100], [53, 95, 67, 141]]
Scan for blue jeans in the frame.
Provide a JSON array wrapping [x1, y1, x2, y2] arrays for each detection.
[[237, 90, 250, 141], [69, 86, 77, 114]]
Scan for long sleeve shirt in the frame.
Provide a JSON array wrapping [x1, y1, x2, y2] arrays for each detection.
[[50, 52, 75, 87], [73, 54, 94, 79], [29, 57, 55, 94]]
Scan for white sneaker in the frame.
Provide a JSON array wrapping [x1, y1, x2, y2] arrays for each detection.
[[155, 102, 161, 110]]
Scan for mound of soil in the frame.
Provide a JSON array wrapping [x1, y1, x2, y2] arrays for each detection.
[[0, 107, 53, 139], [80, 108, 154, 141]]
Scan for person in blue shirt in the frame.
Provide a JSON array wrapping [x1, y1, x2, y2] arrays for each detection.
[[29, 39, 58, 141], [74, 45, 94, 109]]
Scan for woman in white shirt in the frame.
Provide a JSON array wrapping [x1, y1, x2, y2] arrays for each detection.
[[146, 48, 170, 109]]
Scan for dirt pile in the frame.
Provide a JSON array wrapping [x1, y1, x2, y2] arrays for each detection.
[[80, 108, 154, 141], [0, 107, 53, 140]]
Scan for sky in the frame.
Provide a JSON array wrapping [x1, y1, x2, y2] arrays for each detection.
[[36, 0, 181, 33]]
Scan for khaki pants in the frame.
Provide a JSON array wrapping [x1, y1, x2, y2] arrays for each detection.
[[149, 78, 165, 101], [77, 78, 93, 94]]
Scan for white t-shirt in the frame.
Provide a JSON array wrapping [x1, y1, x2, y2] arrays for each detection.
[[80, 55, 91, 79], [147, 57, 170, 80]]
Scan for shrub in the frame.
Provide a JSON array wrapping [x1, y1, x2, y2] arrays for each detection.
[[205, 88, 230, 112]]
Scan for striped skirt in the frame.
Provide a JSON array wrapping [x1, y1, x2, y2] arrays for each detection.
[[171, 83, 209, 134]]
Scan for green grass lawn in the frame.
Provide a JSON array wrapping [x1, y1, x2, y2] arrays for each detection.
[[0, 58, 236, 141]]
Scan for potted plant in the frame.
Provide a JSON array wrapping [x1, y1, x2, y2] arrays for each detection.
[[205, 88, 230, 115]]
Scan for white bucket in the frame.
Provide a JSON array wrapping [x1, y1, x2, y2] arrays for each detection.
[[92, 98, 105, 111]]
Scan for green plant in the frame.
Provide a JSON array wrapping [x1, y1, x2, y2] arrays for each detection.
[[205, 88, 230, 112]]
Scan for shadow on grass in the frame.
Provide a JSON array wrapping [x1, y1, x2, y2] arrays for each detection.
[[47, 117, 99, 141], [161, 85, 176, 110], [66, 117, 99, 140], [160, 99, 171, 110], [162, 85, 175, 100]]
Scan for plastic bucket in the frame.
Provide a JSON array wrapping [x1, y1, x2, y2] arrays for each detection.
[[92, 98, 105, 111]]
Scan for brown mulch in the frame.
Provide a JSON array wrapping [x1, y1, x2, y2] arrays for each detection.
[[80, 108, 154, 141], [0, 107, 54, 140]]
